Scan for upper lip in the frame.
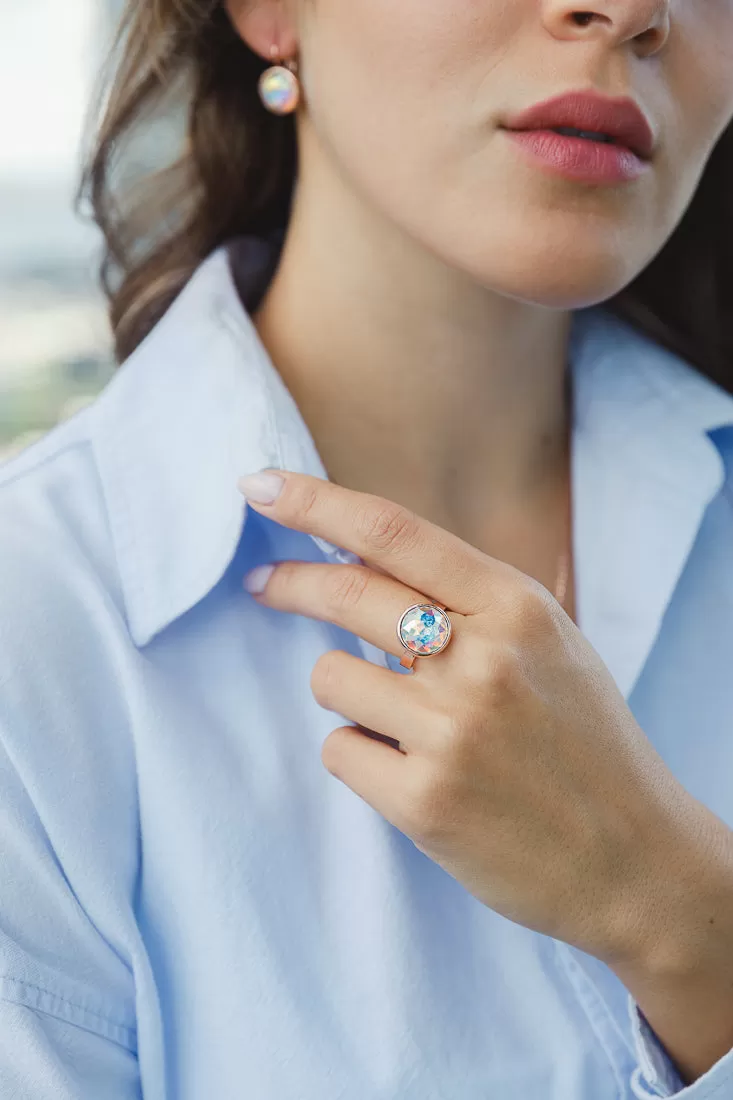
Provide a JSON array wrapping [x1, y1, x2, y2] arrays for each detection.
[[501, 91, 655, 161]]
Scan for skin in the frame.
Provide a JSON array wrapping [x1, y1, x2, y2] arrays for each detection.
[[223, 0, 733, 1084], [225, 0, 733, 618]]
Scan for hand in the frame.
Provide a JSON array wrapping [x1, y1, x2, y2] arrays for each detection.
[[237, 468, 709, 968]]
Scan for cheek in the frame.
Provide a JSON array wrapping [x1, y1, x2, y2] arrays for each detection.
[[646, 8, 733, 233], [674, 15, 733, 131], [300, 0, 511, 212]]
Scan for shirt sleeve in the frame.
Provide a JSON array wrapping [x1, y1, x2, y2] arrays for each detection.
[[0, 719, 141, 1098], [0, 1000, 140, 1099], [628, 993, 733, 1098], [0, 486, 142, 1098]]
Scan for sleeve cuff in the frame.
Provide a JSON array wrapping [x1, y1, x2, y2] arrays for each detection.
[[628, 992, 733, 1098]]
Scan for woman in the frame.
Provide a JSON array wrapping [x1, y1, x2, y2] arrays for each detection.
[[1, 0, 733, 1096]]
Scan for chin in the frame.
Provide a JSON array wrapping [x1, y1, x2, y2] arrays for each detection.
[[425, 197, 649, 310], [498, 276, 633, 311], [466, 240, 642, 310]]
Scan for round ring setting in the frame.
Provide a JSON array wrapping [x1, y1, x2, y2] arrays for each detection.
[[397, 603, 452, 668]]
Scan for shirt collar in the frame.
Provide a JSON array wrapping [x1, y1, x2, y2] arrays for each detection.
[[91, 233, 733, 695], [568, 303, 733, 696], [92, 232, 340, 650]]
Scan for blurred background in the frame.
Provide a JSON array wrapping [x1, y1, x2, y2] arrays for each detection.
[[0, 0, 122, 463]]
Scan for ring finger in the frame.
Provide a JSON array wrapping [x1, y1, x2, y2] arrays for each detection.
[[243, 559, 466, 668]]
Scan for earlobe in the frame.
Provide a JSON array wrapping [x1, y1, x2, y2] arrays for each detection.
[[222, 0, 298, 63]]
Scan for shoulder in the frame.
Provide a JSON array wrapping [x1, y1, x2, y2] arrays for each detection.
[[0, 406, 125, 654], [0, 401, 137, 802]]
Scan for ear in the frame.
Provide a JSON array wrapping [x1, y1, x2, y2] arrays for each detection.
[[222, 0, 298, 62]]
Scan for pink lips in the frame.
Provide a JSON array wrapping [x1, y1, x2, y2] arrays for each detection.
[[501, 128, 650, 184], [500, 89, 655, 184]]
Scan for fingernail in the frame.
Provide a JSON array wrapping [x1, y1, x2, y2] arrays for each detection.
[[244, 563, 276, 594], [237, 471, 285, 504]]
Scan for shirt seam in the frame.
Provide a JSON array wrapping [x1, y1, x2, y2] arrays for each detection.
[[0, 434, 91, 495], [0, 975, 137, 1053]]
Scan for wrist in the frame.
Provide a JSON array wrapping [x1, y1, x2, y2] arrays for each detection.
[[603, 794, 733, 980], [604, 805, 733, 1086]]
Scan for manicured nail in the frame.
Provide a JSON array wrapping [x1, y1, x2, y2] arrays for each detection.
[[237, 471, 285, 504], [244, 563, 276, 594]]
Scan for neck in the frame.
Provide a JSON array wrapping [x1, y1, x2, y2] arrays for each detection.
[[252, 170, 574, 549]]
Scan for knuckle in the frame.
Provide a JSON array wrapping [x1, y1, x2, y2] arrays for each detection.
[[457, 628, 497, 689], [286, 479, 320, 522], [484, 644, 524, 705], [360, 501, 420, 556], [325, 566, 371, 613], [450, 626, 518, 698], [504, 581, 555, 645], [272, 559, 299, 587], [402, 764, 456, 842], [434, 700, 486, 770]]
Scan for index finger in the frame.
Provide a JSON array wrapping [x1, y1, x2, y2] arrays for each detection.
[[237, 468, 518, 615]]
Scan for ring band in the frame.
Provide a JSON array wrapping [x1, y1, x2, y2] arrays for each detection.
[[396, 602, 453, 668]]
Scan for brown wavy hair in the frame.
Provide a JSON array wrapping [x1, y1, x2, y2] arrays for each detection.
[[78, 0, 733, 392]]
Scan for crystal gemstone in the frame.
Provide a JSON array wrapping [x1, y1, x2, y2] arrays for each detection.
[[398, 604, 451, 657], [258, 67, 299, 114]]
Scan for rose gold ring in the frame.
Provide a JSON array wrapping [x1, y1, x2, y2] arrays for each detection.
[[396, 602, 453, 669]]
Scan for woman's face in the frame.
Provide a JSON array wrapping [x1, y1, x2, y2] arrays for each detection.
[[287, 0, 733, 308]]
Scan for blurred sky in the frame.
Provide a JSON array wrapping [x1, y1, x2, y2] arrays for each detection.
[[0, 0, 114, 277], [0, 1, 96, 182], [0, 1, 118, 457]]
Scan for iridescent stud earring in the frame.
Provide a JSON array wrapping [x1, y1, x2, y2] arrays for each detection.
[[257, 45, 300, 115]]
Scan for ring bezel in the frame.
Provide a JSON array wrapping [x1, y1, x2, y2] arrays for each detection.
[[396, 602, 453, 660]]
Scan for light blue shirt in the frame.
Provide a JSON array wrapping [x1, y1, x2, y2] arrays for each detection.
[[2, 234, 733, 1100]]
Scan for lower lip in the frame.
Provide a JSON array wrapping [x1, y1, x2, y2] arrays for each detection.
[[501, 128, 650, 184]]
